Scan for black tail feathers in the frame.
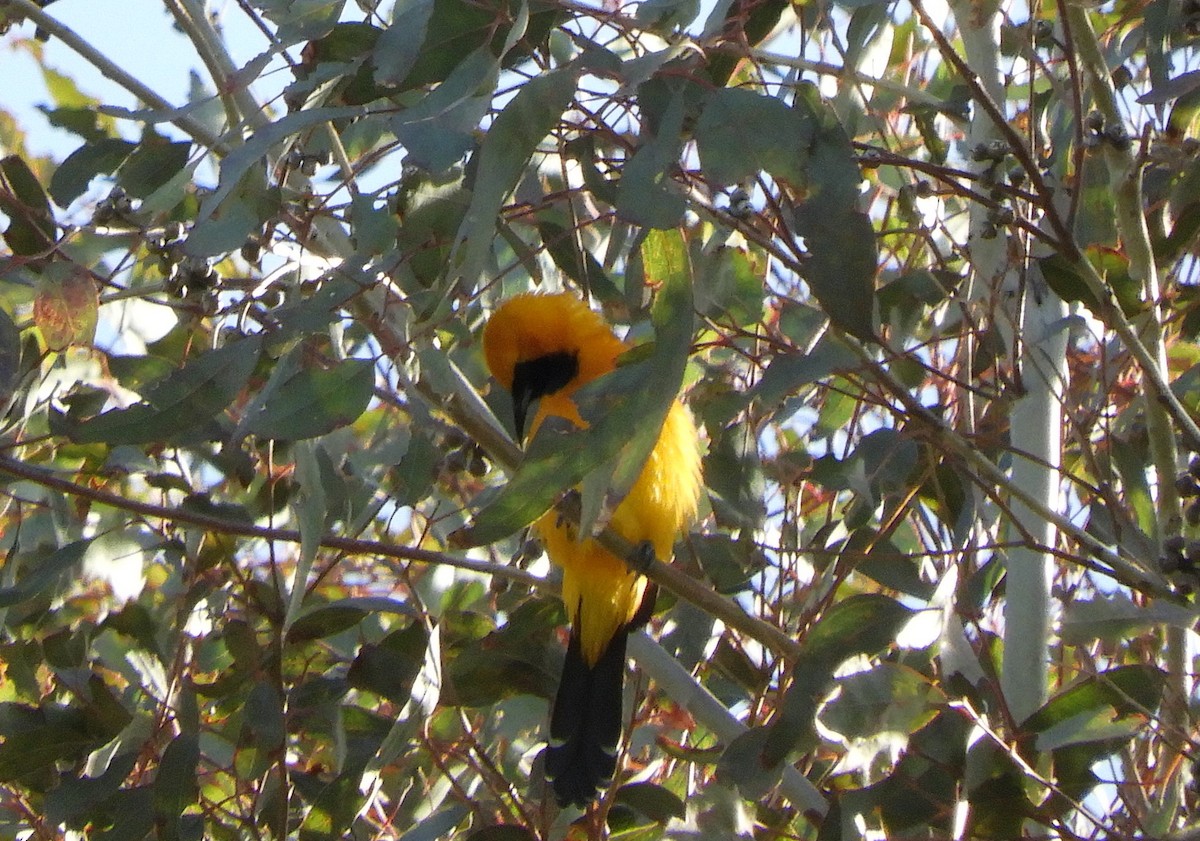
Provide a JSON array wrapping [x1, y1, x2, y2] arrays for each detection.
[[545, 585, 658, 808], [544, 626, 629, 807]]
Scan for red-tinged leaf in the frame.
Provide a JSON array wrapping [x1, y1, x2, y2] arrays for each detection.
[[33, 267, 98, 350]]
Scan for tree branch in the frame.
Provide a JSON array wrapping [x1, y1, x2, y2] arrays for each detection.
[[0, 453, 541, 588]]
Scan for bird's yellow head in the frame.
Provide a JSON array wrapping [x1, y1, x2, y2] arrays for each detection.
[[482, 292, 626, 438]]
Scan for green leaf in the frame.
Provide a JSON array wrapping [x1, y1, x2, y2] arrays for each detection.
[[69, 338, 263, 445], [0, 305, 22, 415], [615, 92, 687, 229], [1110, 428, 1155, 537], [564, 134, 618, 205], [48, 139, 135, 205], [189, 105, 363, 251], [106, 353, 177, 392], [538, 219, 618, 297], [386, 426, 441, 507], [1061, 592, 1199, 644], [785, 85, 877, 342], [615, 781, 686, 822], [843, 711, 969, 835], [290, 676, 350, 719], [816, 385, 859, 441], [1039, 252, 1099, 311], [796, 206, 877, 343], [693, 243, 763, 329], [0, 155, 57, 255], [286, 604, 369, 644], [857, 427, 919, 496], [304, 21, 380, 63], [1159, 154, 1200, 263], [285, 439, 326, 630], [186, 169, 282, 258], [1034, 709, 1140, 752], [1037, 247, 1144, 319], [716, 727, 782, 798], [97, 786, 157, 841], [442, 600, 559, 705], [636, 0, 700, 30], [807, 593, 913, 661], [695, 87, 813, 186], [1073, 152, 1119, 248], [455, 67, 578, 287], [269, 274, 366, 345], [390, 48, 497, 173], [400, 0, 562, 90], [819, 663, 941, 743], [374, 0, 437, 86], [39, 106, 109, 143], [753, 334, 859, 407], [691, 533, 762, 594], [258, 0, 344, 43], [392, 804, 469, 841], [350, 192, 397, 255], [40, 63, 96, 110], [704, 421, 766, 529], [846, 530, 933, 599], [1026, 664, 1165, 729], [793, 84, 863, 211], [118, 140, 192, 199], [348, 622, 430, 704], [1088, 247, 1145, 316], [0, 703, 99, 784], [765, 594, 912, 765], [395, 170, 471, 287], [154, 735, 200, 840], [245, 681, 286, 751], [0, 541, 89, 608], [242, 358, 374, 440], [44, 752, 139, 825], [705, 0, 790, 84], [1024, 665, 1165, 805], [297, 772, 363, 841], [604, 226, 694, 505]]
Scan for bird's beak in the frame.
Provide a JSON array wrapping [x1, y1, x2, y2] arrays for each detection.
[[508, 351, 577, 444], [510, 369, 536, 443]]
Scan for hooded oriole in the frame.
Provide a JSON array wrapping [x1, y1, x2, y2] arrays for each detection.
[[483, 292, 703, 807]]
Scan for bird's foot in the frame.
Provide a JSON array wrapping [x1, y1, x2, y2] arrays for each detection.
[[555, 489, 582, 529], [631, 540, 657, 573]]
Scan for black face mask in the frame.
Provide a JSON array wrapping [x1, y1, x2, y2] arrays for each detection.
[[510, 351, 579, 441]]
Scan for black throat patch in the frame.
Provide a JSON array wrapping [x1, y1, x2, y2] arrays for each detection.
[[510, 351, 579, 440]]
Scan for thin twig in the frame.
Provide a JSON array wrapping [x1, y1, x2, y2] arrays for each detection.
[[164, 0, 270, 133], [909, 0, 1077, 256], [0, 454, 541, 588]]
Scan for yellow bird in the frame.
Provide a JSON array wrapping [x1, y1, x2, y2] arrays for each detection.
[[483, 291, 703, 807]]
